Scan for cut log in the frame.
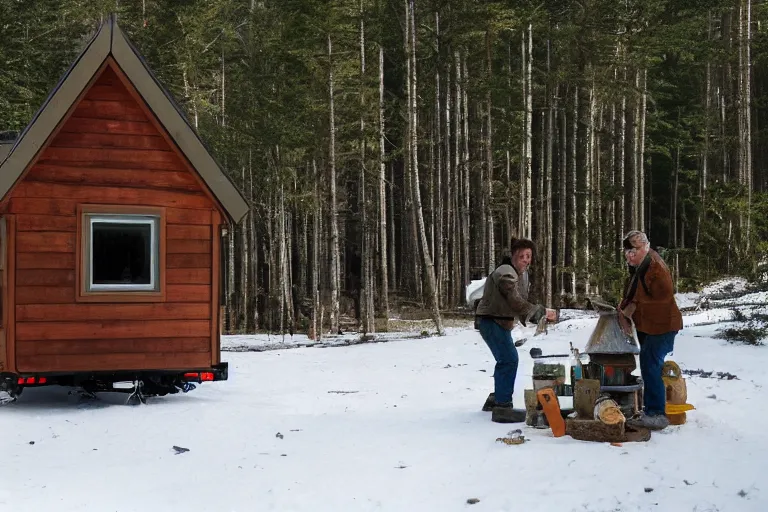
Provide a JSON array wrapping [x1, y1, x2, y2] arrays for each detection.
[[566, 418, 651, 443], [594, 396, 625, 425], [574, 379, 601, 419]]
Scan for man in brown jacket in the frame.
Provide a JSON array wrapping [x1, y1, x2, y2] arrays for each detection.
[[618, 230, 683, 430], [475, 238, 556, 423]]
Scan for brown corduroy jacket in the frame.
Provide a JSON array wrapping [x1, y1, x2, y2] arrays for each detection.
[[621, 250, 683, 335]]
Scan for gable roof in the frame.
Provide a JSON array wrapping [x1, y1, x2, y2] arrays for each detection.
[[0, 15, 248, 223]]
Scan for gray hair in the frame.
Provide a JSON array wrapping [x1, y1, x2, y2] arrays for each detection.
[[623, 230, 649, 249]]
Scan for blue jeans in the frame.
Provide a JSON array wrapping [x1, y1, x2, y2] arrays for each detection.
[[478, 317, 519, 405], [637, 331, 677, 416]]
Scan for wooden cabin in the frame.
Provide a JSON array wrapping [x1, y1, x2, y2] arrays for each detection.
[[0, 16, 247, 401]]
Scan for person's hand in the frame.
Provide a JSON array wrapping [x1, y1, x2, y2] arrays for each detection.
[[617, 310, 633, 336], [619, 302, 636, 318], [545, 308, 557, 322]]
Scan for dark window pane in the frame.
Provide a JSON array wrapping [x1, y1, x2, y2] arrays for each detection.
[[92, 222, 153, 286]]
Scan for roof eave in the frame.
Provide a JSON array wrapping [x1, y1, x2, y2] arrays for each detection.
[[0, 15, 249, 224], [0, 21, 112, 202], [109, 20, 249, 224]]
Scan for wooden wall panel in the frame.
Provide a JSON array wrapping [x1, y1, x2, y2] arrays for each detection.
[[9, 64, 223, 374], [16, 286, 75, 305], [27, 165, 200, 192], [16, 352, 211, 373], [167, 269, 211, 285], [61, 117, 157, 136], [16, 232, 74, 252], [17, 337, 210, 356], [16, 214, 76, 232], [167, 285, 211, 303], [168, 253, 212, 268], [167, 207, 214, 225], [8, 198, 77, 216], [51, 133, 168, 150], [16, 319, 210, 341], [16, 303, 210, 322], [167, 239, 211, 254], [17, 253, 76, 269], [14, 183, 210, 209]]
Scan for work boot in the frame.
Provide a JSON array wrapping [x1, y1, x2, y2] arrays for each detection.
[[482, 393, 495, 412], [491, 402, 527, 423], [627, 412, 669, 431]]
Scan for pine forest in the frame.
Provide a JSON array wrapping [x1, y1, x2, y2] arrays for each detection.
[[1, 0, 767, 335]]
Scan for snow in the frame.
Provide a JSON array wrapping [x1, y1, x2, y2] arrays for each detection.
[[2, 312, 767, 511], [674, 292, 700, 310], [700, 277, 751, 297]]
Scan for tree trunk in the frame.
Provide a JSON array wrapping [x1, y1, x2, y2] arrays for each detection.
[[584, 80, 594, 296], [407, 57, 421, 299], [697, 11, 712, 252], [454, 50, 463, 301], [328, 34, 341, 334], [267, 192, 277, 330], [389, 162, 397, 291], [595, 105, 603, 295], [241, 169, 249, 331], [485, 29, 495, 272], [312, 160, 320, 340], [462, 54, 470, 291], [359, 0, 374, 334], [559, 88, 567, 298], [280, 184, 294, 333], [435, 11, 444, 305], [228, 215, 236, 331], [545, 61, 554, 307], [442, 41, 452, 305], [744, 0, 752, 249], [378, 45, 389, 328], [570, 86, 578, 296], [619, 74, 627, 244], [520, 33, 526, 235], [525, 23, 533, 239], [249, 152, 258, 330], [406, 0, 443, 334], [639, 69, 647, 231]]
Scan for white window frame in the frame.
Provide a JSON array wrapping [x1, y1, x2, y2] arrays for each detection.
[[85, 214, 160, 292]]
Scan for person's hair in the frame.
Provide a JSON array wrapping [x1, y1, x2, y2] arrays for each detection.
[[622, 230, 649, 251], [510, 237, 536, 259]]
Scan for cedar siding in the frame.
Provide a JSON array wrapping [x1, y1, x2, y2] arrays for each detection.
[[9, 64, 215, 373]]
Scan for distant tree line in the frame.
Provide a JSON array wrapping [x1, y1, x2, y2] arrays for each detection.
[[1, 0, 767, 334]]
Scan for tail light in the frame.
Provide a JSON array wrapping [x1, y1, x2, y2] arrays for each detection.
[[17, 376, 48, 385], [183, 372, 215, 382]]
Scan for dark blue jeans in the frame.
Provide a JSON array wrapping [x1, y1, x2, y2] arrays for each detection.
[[478, 317, 519, 405], [637, 330, 677, 416]]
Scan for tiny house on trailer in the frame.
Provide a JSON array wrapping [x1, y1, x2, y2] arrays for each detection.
[[0, 16, 248, 404]]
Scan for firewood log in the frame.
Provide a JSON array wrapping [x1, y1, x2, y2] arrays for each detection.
[[594, 396, 625, 425]]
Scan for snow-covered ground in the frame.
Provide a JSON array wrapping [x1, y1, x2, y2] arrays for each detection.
[[1, 293, 767, 511]]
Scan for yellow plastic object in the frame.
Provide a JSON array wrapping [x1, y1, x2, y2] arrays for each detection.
[[662, 361, 688, 404], [665, 403, 695, 415]]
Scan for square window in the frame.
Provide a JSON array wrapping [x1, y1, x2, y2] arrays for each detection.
[[85, 214, 160, 292]]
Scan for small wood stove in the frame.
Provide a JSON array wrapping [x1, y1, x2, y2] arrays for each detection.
[[581, 310, 643, 417]]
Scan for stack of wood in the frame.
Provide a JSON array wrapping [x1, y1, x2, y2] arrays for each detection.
[[566, 380, 649, 443]]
